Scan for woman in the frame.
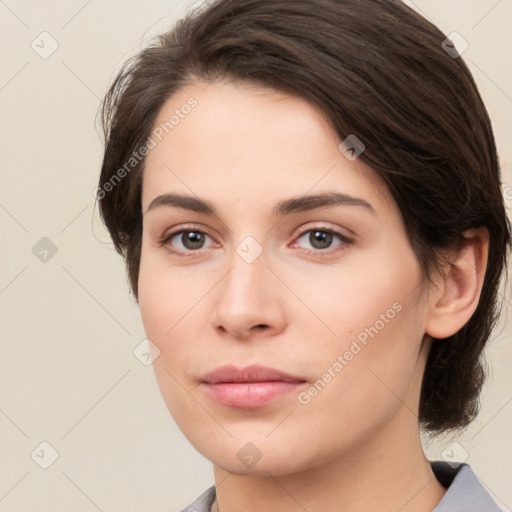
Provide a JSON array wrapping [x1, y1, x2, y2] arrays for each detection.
[[97, 0, 511, 510]]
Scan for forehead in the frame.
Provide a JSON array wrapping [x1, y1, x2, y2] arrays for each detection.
[[141, 79, 393, 216]]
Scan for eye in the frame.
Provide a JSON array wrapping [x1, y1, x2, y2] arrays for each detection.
[[158, 224, 353, 257], [159, 226, 216, 256], [292, 226, 353, 254]]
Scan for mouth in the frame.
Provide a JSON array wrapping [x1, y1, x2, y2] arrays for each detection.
[[200, 364, 307, 408]]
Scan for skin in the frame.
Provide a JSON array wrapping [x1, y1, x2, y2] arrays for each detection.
[[138, 78, 489, 512]]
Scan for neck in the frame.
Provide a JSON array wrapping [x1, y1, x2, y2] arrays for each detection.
[[212, 340, 447, 512], [213, 414, 446, 512]]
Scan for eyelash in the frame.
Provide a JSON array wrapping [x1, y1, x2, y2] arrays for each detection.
[[158, 223, 353, 258]]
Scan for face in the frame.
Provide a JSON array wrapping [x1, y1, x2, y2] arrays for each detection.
[[138, 78, 433, 476]]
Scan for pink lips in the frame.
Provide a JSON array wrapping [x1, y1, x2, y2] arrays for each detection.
[[200, 364, 307, 408]]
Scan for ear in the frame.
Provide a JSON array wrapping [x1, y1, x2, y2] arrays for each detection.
[[425, 227, 489, 339]]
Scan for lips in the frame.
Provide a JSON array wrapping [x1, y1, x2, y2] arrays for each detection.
[[200, 364, 307, 408], [201, 364, 305, 384]]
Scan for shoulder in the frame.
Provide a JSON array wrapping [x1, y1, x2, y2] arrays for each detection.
[[431, 461, 504, 511], [178, 485, 216, 512]]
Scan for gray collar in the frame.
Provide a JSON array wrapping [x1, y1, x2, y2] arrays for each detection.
[[431, 461, 503, 511]]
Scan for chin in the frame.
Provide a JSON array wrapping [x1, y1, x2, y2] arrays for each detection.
[[186, 429, 320, 477]]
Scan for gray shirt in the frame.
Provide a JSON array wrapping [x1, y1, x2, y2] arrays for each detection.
[[179, 462, 503, 512]]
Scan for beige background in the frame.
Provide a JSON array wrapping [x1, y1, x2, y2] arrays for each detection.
[[0, 0, 511, 511]]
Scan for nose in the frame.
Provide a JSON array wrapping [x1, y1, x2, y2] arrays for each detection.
[[212, 246, 286, 340]]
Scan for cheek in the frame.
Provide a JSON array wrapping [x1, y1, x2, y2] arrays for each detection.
[[137, 248, 214, 407], [137, 243, 205, 341], [285, 244, 421, 354], [138, 262, 205, 433], [292, 246, 426, 409], [138, 251, 185, 387]]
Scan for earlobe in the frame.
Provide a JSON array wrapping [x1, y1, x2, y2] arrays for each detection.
[[425, 227, 489, 340]]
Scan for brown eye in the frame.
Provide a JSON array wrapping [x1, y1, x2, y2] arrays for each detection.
[[178, 231, 207, 250], [160, 228, 215, 255], [308, 230, 334, 250], [295, 228, 352, 253]]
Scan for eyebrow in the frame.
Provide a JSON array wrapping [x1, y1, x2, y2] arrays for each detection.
[[144, 191, 376, 217]]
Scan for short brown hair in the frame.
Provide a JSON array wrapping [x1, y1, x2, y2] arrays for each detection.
[[97, 0, 511, 434]]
